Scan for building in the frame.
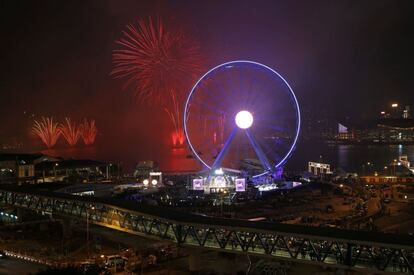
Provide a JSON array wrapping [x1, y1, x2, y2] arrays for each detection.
[[376, 119, 414, 143], [308, 162, 331, 176], [403, 106, 410, 119], [35, 159, 106, 183], [133, 160, 158, 179], [337, 123, 355, 140], [360, 176, 413, 184], [0, 153, 59, 183], [331, 118, 414, 144], [381, 104, 410, 119]]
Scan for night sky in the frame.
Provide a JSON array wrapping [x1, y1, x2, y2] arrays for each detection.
[[0, 0, 413, 149]]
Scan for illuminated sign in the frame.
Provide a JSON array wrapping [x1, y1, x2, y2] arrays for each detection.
[[192, 179, 204, 191], [235, 178, 246, 192], [213, 176, 226, 187], [149, 172, 162, 176]]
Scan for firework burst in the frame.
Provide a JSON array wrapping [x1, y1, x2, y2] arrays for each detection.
[[59, 118, 81, 146], [111, 16, 204, 105], [165, 90, 185, 146], [32, 117, 61, 148], [80, 119, 97, 145], [112, 16, 205, 146]]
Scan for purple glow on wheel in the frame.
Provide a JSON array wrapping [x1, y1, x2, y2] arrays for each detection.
[[183, 60, 301, 177]]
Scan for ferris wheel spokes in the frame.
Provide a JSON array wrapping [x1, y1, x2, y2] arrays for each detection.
[[184, 60, 301, 178], [210, 127, 274, 173], [211, 127, 238, 170], [245, 129, 272, 172]]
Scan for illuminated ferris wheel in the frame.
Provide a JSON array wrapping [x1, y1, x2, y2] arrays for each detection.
[[184, 60, 300, 178]]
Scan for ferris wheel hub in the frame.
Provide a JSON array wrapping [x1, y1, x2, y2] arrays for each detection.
[[235, 110, 253, 129]]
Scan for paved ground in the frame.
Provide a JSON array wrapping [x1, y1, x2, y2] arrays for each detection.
[[0, 257, 45, 275]]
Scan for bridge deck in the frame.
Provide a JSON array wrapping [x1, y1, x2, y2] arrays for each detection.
[[1, 184, 412, 248], [0, 184, 413, 273]]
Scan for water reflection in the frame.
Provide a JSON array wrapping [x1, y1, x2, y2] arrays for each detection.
[[32, 141, 414, 174], [337, 145, 350, 171], [286, 141, 414, 173]]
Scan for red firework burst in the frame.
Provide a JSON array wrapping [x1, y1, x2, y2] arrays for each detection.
[[32, 117, 61, 148], [80, 119, 97, 146], [111, 16, 204, 105], [59, 118, 81, 146], [171, 130, 185, 147], [165, 90, 186, 147]]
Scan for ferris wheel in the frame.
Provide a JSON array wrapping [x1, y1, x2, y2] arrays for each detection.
[[184, 60, 300, 178]]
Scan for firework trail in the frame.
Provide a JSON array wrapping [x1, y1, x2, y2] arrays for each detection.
[[59, 118, 81, 146], [112, 16, 204, 146], [32, 117, 61, 148], [165, 90, 185, 146], [80, 119, 97, 145], [218, 113, 226, 145]]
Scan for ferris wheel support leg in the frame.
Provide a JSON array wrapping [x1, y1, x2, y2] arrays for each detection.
[[211, 127, 238, 170], [245, 129, 272, 172]]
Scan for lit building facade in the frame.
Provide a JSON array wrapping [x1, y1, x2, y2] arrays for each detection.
[[308, 162, 331, 176]]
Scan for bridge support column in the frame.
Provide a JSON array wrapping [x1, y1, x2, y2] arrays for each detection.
[[175, 224, 184, 244]]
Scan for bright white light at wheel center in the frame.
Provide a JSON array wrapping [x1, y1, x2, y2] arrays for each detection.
[[235, 110, 253, 129]]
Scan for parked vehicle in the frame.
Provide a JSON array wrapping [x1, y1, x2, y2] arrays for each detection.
[[104, 255, 128, 272]]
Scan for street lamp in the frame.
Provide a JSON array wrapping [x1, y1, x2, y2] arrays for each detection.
[[53, 163, 59, 180], [106, 163, 113, 179]]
